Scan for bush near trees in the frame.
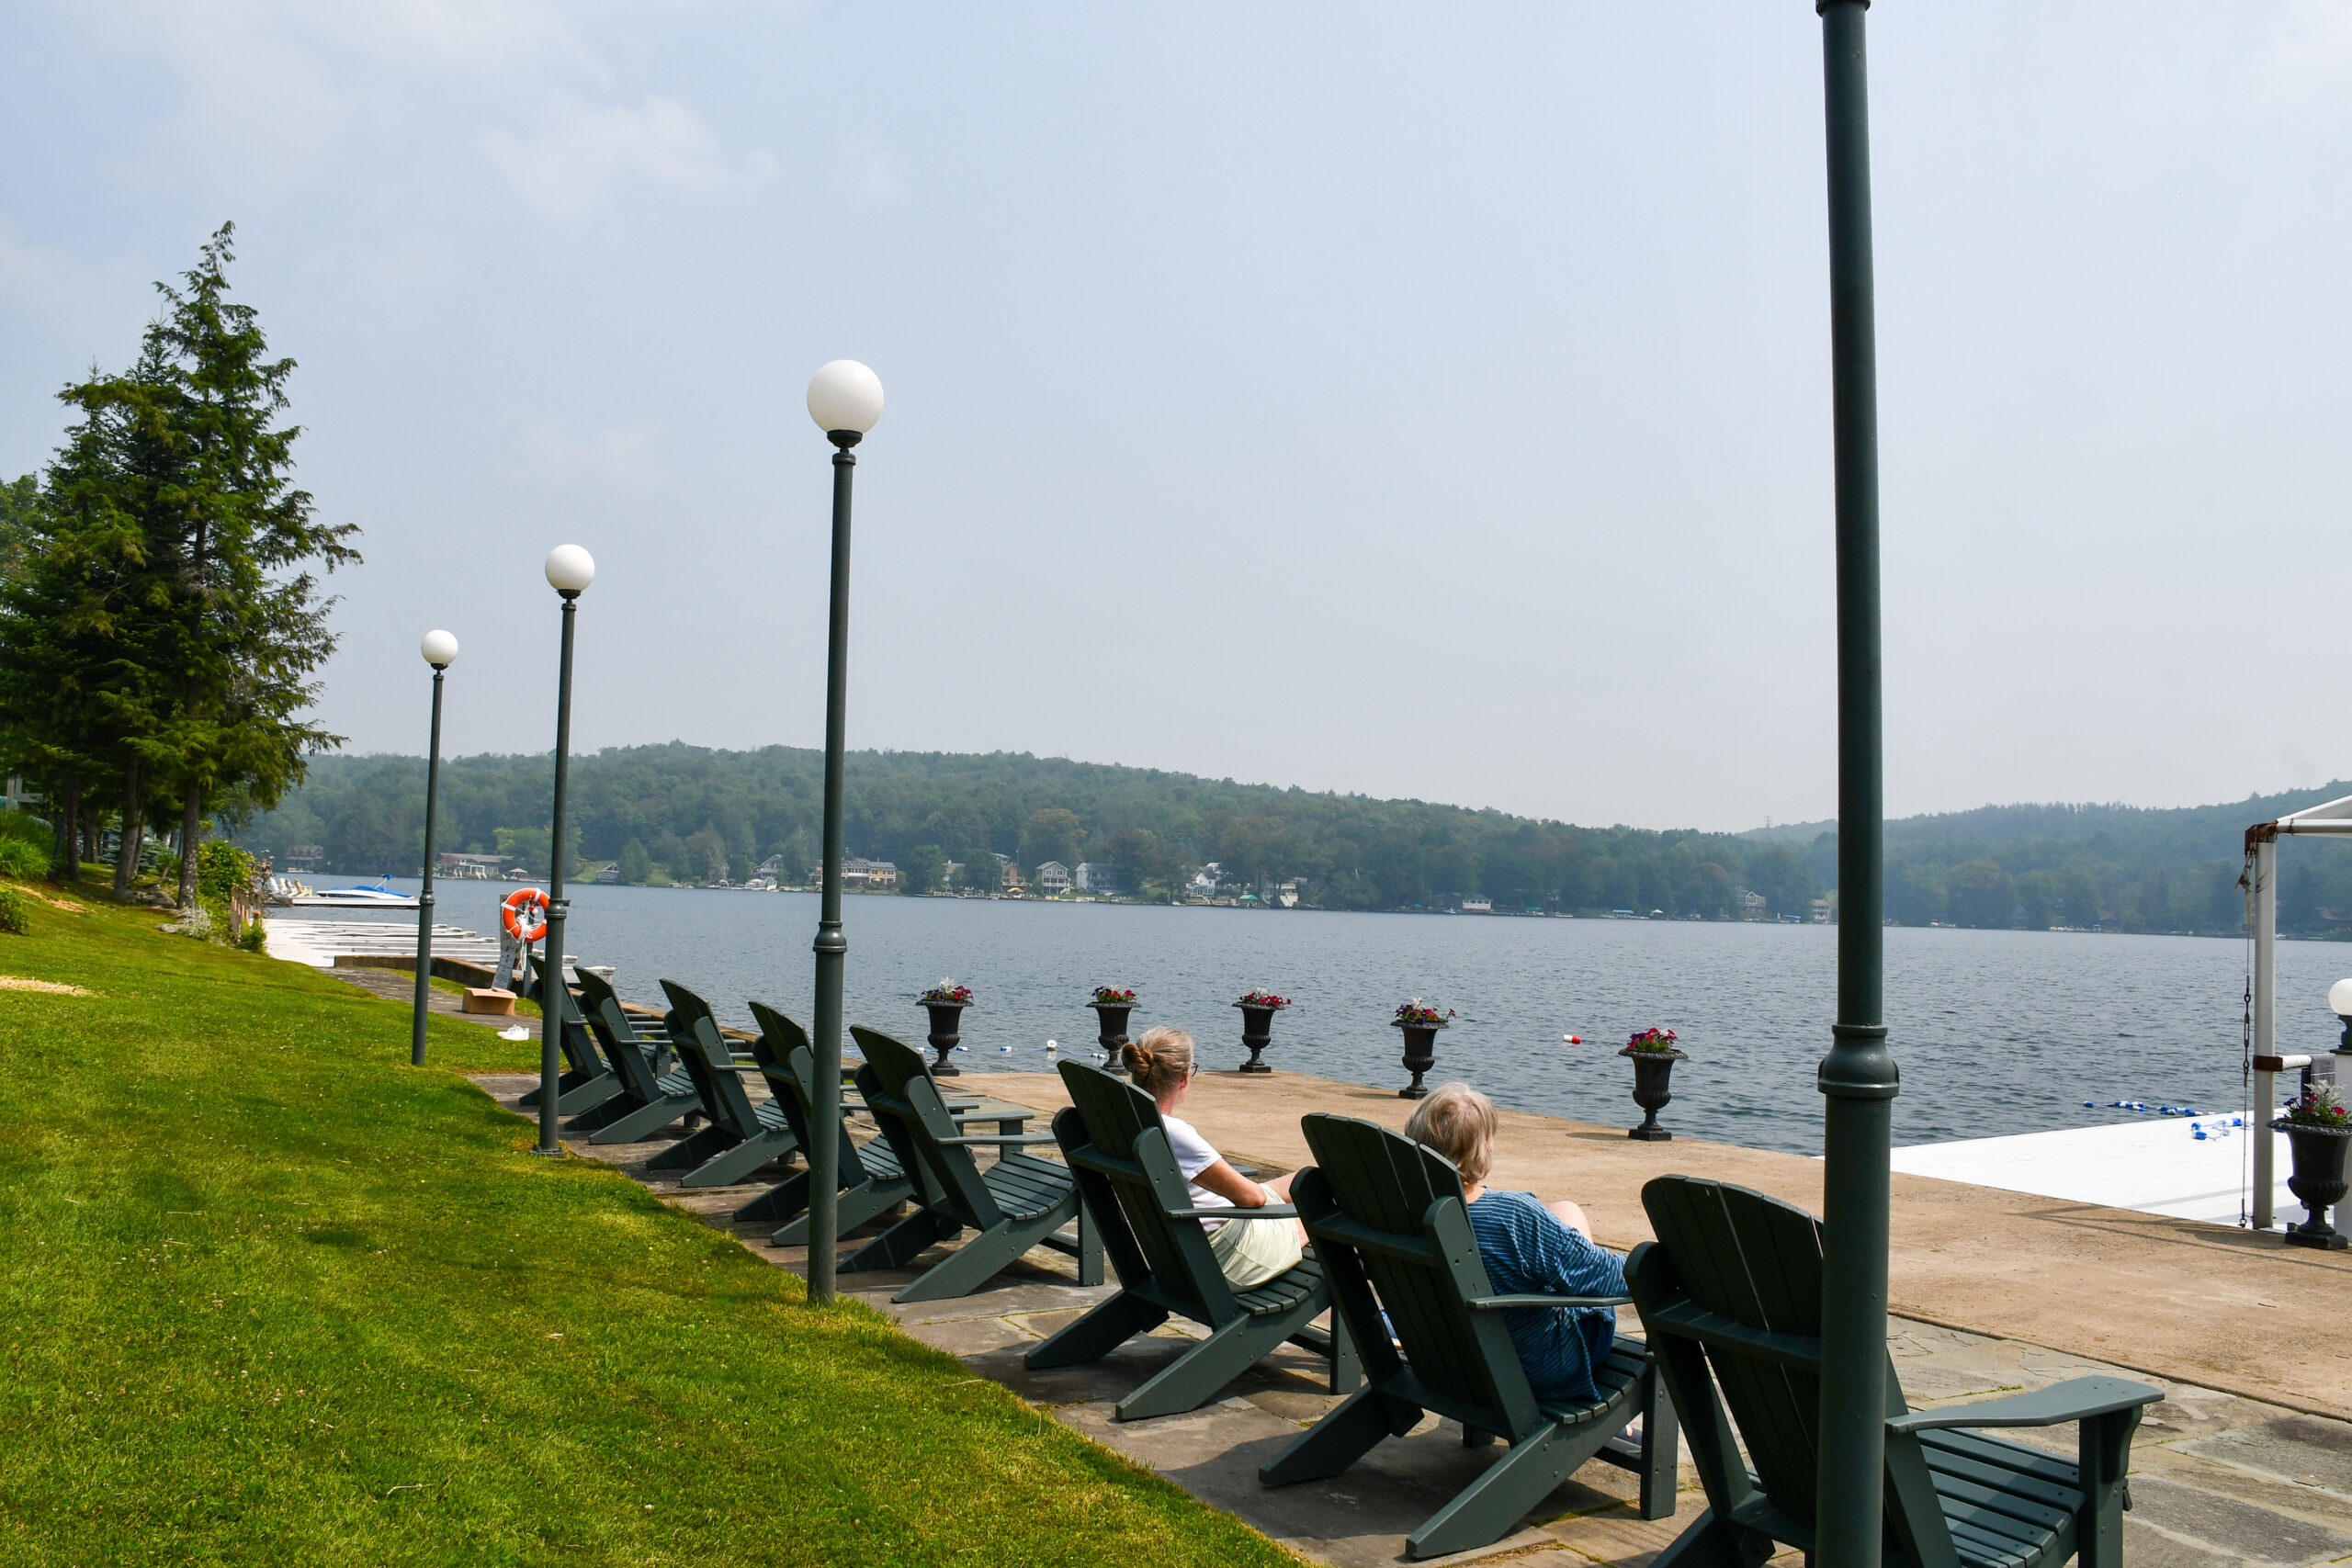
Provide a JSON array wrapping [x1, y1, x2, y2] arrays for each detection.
[[0, 225, 353, 904]]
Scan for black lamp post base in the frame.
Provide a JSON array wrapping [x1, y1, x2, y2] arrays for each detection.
[[1627, 1124, 1672, 1143]]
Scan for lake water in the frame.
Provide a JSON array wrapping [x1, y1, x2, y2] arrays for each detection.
[[311, 883, 2352, 1157]]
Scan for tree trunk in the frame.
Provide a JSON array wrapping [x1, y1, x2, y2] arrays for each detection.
[[179, 789, 201, 909], [53, 773, 79, 885], [113, 762, 141, 897]]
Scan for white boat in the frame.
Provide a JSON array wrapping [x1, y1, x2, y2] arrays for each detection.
[[289, 876, 417, 908]]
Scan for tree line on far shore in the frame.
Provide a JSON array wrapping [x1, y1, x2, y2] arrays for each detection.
[[238, 744, 1827, 918], [238, 748, 2352, 935], [0, 227, 351, 908]]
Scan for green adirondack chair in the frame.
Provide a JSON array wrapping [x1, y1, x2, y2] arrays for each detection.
[[1260, 1113, 1676, 1562], [1024, 1060, 1359, 1420], [639, 980, 799, 1189], [732, 1000, 917, 1244], [842, 1025, 1101, 1303], [565, 970, 705, 1145], [1629, 1176, 2162, 1568], [514, 956, 621, 1116]]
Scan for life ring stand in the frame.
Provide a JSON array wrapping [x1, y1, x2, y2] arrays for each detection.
[[501, 886, 550, 944]]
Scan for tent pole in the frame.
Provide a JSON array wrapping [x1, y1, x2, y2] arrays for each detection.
[[2254, 834, 2277, 1232]]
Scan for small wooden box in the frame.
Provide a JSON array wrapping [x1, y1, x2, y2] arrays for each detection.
[[461, 987, 517, 1016]]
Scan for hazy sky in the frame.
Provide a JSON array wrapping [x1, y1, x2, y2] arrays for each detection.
[[4, 3, 2347, 832]]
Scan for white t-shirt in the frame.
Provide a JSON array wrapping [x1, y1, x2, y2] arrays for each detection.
[[1163, 1113, 1237, 1232]]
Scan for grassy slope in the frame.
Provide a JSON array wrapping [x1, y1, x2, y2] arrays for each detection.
[[0, 885, 1296, 1567]]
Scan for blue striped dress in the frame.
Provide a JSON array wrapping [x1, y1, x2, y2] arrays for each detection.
[[1464, 1190, 1626, 1405]]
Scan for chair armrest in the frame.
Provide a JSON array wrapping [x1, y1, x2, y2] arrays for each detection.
[[1464, 1292, 1633, 1312], [946, 1110, 1025, 1122], [932, 1133, 1061, 1147], [1885, 1376, 2164, 1435], [1167, 1205, 1300, 1222]]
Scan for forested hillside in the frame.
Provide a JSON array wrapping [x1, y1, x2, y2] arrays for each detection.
[[1748, 785, 2352, 935], [233, 746, 2352, 933], [234, 745, 1823, 917]]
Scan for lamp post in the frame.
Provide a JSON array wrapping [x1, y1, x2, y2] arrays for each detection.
[[537, 544, 595, 1156], [805, 358, 885, 1305], [411, 629, 458, 1066], [1814, 4, 1894, 1564]]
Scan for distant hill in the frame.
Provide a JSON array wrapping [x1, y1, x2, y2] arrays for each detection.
[[235, 747, 2352, 934]]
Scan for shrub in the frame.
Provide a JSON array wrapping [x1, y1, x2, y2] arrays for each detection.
[[0, 886, 28, 934], [197, 840, 258, 902], [165, 906, 213, 940], [0, 838, 49, 880], [0, 810, 50, 848], [237, 917, 266, 952]]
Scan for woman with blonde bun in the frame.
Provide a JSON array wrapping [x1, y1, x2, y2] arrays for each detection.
[[1123, 1026, 1305, 1289]]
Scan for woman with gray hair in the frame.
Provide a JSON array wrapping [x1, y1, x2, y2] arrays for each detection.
[[1123, 1025, 1306, 1289], [1403, 1082, 1624, 1404]]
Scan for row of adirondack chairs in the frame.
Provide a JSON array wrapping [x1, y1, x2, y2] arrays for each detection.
[[527, 966, 2165, 1566]]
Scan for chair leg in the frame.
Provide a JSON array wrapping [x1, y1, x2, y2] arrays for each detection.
[[1648, 1512, 1776, 1568], [774, 1179, 912, 1246], [553, 1072, 621, 1116], [585, 1095, 697, 1145], [1259, 1384, 1421, 1487], [1327, 1309, 1362, 1394], [889, 1213, 1069, 1304], [2078, 1407, 2143, 1568], [565, 1091, 643, 1134], [678, 1132, 797, 1190], [644, 1123, 735, 1172], [1638, 1361, 1680, 1521], [1076, 1196, 1103, 1286], [1408, 1419, 1603, 1561], [842, 1210, 960, 1273], [1024, 1291, 1168, 1372], [734, 1169, 811, 1224], [1113, 1312, 1305, 1422]]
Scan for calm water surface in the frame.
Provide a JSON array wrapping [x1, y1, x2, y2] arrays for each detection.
[[325, 885, 2350, 1157]]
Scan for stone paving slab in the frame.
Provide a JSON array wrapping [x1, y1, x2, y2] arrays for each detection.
[[465, 1068, 2352, 1567]]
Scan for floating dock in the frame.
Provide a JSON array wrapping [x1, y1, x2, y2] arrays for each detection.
[[1889, 1117, 2297, 1227]]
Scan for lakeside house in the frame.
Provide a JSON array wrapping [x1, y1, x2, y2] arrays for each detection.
[[1189, 862, 1223, 897], [1074, 862, 1120, 895], [1462, 897, 1493, 914], [436, 852, 506, 880], [995, 853, 1022, 891], [1034, 860, 1072, 894], [1740, 888, 1768, 919], [808, 856, 898, 890]]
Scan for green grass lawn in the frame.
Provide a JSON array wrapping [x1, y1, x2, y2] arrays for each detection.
[[0, 881, 1298, 1566]]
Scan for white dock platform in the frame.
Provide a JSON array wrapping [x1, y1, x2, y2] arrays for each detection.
[[1891, 1118, 2302, 1227], [263, 916, 502, 972]]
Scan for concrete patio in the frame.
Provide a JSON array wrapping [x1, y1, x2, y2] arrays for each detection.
[[466, 1060, 2352, 1568]]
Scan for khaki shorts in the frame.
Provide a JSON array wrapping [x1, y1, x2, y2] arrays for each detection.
[[1208, 1213, 1304, 1289]]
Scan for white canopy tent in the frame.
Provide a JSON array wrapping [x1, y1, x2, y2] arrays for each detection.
[[2246, 791, 2352, 1228]]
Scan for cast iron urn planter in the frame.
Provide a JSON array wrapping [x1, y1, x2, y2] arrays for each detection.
[[1090, 989, 1136, 1057], [2281, 1120, 2352, 1251], [1233, 991, 1290, 1075], [1391, 1004, 1453, 1099], [922, 1000, 967, 1077], [1621, 1042, 1686, 1142]]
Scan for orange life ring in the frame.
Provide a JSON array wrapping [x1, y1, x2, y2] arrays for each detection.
[[501, 887, 550, 942]]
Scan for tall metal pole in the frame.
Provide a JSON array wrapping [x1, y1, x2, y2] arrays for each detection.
[[411, 663, 447, 1066], [2253, 834, 2277, 1229], [1815, 3, 1894, 1562], [808, 434, 858, 1304], [537, 595, 579, 1156]]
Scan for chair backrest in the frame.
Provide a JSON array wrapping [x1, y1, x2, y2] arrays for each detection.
[[850, 1025, 999, 1224], [1298, 1112, 1542, 1439], [659, 979, 763, 1138], [746, 1000, 876, 1189], [1055, 1060, 1234, 1322], [1632, 1175, 1850, 1533], [527, 954, 608, 1077], [572, 969, 664, 1100]]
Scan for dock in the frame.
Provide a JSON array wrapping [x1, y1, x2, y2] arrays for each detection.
[[1891, 1117, 2293, 1228]]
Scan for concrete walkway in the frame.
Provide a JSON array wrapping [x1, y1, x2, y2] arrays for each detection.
[[468, 1065, 2352, 1568]]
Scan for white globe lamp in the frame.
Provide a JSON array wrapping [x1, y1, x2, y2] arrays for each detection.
[[807, 359, 885, 445], [420, 629, 459, 669], [544, 544, 595, 596]]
